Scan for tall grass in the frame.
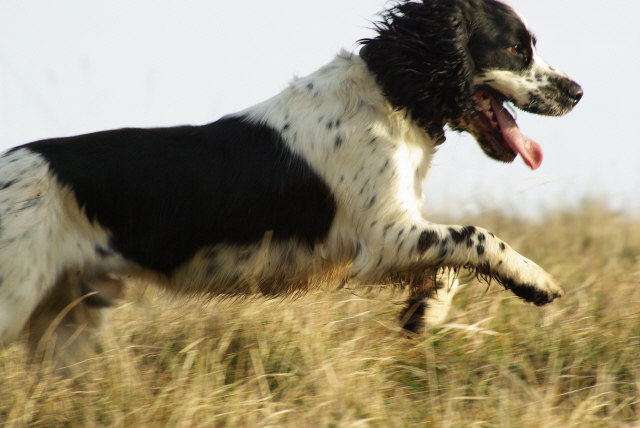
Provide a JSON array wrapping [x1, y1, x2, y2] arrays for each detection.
[[2, 202, 640, 427]]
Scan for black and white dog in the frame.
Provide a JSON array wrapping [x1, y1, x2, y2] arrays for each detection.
[[0, 0, 581, 366]]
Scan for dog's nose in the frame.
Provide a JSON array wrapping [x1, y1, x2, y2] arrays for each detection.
[[566, 80, 583, 104]]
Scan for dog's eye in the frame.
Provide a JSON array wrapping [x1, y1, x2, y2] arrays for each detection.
[[506, 45, 522, 55]]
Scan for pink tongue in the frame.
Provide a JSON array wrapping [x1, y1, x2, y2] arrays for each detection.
[[490, 97, 543, 170]]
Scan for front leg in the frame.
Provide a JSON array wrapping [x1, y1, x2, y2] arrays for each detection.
[[352, 221, 564, 306]]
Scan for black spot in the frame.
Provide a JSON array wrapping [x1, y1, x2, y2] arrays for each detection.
[[417, 230, 439, 255], [369, 137, 377, 145], [382, 223, 395, 238], [306, 83, 314, 91], [0, 180, 17, 191], [467, 239, 474, 248], [13, 199, 40, 213], [367, 195, 377, 209], [439, 246, 448, 258], [499, 242, 506, 251], [335, 119, 341, 128], [396, 228, 405, 240], [340, 175, 345, 183], [410, 225, 417, 232], [477, 233, 486, 243], [354, 241, 362, 258], [335, 134, 343, 148], [380, 159, 390, 173], [476, 245, 485, 256], [327, 121, 334, 130], [449, 226, 476, 244], [370, 220, 378, 228], [282, 123, 290, 131]]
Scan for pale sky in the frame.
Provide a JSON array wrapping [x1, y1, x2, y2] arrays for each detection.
[[0, 0, 636, 218]]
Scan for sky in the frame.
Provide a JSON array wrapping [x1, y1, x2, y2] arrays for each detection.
[[0, 0, 637, 219]]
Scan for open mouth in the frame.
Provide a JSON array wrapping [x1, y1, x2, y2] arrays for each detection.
[[470, 89, 543, 170]]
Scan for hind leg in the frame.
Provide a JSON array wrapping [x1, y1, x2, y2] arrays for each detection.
[[26, 270, 123, 372], [0, 150, 64, 346], [0, 149, 125, 369]]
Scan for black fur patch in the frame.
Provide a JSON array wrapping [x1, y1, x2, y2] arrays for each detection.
[[25, 117, 337, 275], [417, 230, 439, 255], [502, 279, 553, 306], [359, 0, 536, 134], [360, 1, 475, 133], [449, 225, 476, 244], [399, 297, 427, 334]]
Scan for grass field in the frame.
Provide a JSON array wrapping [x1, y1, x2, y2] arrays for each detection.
[[1, 202, 640, 427]]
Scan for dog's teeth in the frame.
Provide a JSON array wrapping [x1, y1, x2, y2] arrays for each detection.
[[482, 98, 492, 111]]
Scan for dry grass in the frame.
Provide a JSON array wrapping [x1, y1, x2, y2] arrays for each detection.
[[2, 202, 640, 427]]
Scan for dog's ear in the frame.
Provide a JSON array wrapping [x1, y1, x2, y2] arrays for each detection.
[[360, 0, 475, 136]]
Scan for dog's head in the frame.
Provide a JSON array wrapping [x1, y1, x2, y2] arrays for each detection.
[[360, 0, 583, 170]]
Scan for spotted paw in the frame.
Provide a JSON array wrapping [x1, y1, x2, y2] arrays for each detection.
[[499, 260, 564, 305]]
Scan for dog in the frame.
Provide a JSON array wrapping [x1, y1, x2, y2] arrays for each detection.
[[0, 0, 581, 368]]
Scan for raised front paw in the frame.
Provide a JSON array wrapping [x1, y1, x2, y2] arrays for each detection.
[[497, 259, 564, 306]]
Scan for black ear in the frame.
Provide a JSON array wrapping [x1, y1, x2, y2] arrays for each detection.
[[360, 0, 475, 136]]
